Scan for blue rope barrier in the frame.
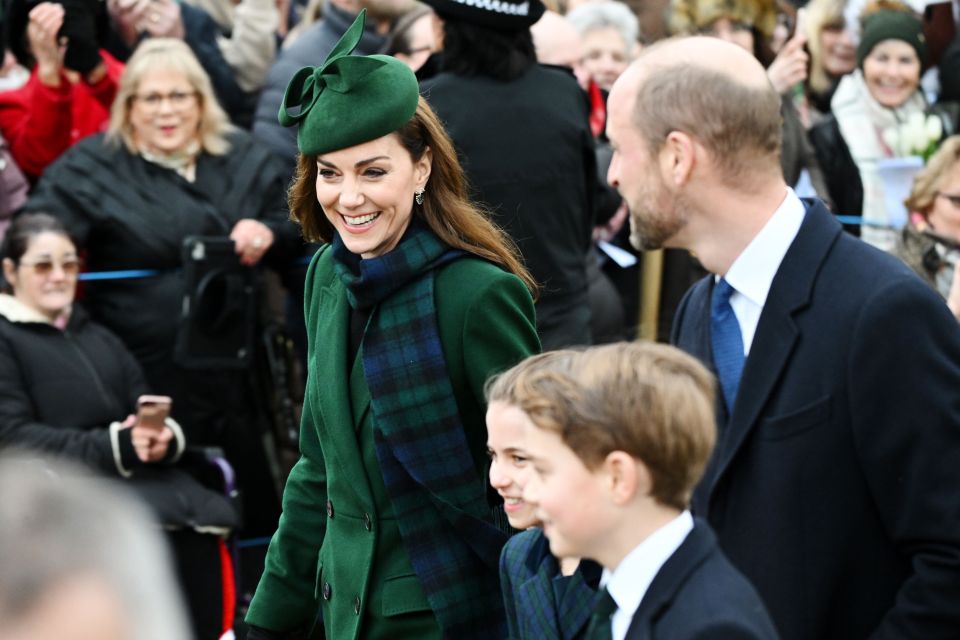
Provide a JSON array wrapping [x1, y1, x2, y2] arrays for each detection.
[[78, 269, 164, 282], [76, 257, 313, 282], [236, 536, 273, 549]]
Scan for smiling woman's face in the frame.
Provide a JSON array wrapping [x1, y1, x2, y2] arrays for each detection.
[[129, 67, 201, 157], [314, 133, 431, 259], [2, 232, 78, 321], [862, 39, 921, 108]]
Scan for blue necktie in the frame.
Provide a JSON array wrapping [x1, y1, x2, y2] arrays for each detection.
[[711, 278, 745, 413]]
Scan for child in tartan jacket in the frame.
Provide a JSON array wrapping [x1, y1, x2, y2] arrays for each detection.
[[487, 354, 601, 640]]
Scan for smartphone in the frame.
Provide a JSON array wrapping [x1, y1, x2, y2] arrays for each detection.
[[137, 395, 172, 430]]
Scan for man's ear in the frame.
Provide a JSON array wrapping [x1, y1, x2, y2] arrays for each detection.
[[603, 451, 645, 505], [660, 131, 696, 188]]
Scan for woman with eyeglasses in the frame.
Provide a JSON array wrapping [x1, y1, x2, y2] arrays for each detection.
[[893, 136, 960, 320], [0, 212, 237, 640], [23, 37, 299, 537]]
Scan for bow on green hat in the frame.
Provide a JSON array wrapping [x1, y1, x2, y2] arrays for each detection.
[[279, 9, 421, 156]]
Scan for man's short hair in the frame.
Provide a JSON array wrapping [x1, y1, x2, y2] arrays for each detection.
[[486, 342, 717, 510], [630, 44, 783, 183]]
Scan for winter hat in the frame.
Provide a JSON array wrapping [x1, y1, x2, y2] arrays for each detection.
[[669, 0, 778, 39], [279, 9, 420, 156], [856, 9, 927, 68], [421, 0, 545, 31]]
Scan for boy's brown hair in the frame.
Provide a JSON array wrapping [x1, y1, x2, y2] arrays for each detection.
[[486, 342, 717, 510]]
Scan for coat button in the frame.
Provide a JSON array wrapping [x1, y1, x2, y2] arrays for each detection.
[[354, 595, 361, 615], [322, 582, 332, 601], [362, 513, 372, 531], [326, 500, 334, 518]]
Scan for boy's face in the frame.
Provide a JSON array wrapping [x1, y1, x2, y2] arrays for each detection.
[[486, 402, 539, 529], [522, 425, 614, 562]]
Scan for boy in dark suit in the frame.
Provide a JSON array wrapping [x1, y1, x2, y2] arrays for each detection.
[[500, 342, 778, 640]]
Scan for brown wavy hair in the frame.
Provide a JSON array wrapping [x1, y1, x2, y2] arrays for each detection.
[[288, 96, 538, 295]]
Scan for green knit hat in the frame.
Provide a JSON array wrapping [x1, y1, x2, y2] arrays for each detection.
[[279, 9, 420, 156], [856, 10, 927, 69]]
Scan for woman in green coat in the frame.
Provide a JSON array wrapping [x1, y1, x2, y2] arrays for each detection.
[[245, 11, 541, 640]]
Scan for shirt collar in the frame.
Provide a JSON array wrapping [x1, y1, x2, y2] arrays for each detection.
[[723, 188, 806, 308], [601, 510, 694, 617]]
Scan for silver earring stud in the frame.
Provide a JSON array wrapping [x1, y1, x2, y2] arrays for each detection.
[[415, 189, 425, 205]]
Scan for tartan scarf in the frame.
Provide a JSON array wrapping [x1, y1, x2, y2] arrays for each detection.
[[331, 220, 508, 638]]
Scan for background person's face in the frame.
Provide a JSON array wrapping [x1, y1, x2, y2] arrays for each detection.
[[927, 163, 960, 242], [819, 24, 856, 78], [315, 133, 430, 259], [128, 67, 200, 156], [3, 574, 132, 640], [580, 26, 631, 91], [702, 17, 755, 54], [394, 14, 435, 72], [3, 232, 78, 321], [862, 39, 920, 108]]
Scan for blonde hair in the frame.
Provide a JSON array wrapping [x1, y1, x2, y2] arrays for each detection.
[[288, 97, 538, 295], [905, 136, 960, 216], [107, 38, 234, 156], [486, 342, 717, 510], [804, 0, 847, 95]]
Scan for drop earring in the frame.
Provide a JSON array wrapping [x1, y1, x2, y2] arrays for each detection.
[[415, 188, 425, 205]]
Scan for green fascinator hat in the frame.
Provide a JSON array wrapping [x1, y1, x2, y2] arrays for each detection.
[[279, 9, 420, 156]]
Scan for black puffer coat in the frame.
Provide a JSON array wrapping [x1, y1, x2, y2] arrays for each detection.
[[0, 295, 235, 526], [0, 295, 150, 474]]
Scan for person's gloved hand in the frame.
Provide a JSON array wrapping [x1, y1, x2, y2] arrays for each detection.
[[59, 0, 102, 73], [245, 625, 287, 640]]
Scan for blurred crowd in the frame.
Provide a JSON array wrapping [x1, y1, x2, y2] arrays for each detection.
[[0, 0, 958, 636]]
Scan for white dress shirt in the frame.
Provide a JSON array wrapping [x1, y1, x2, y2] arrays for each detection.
[[721, 188, 806, 355], [601, 511, 695, 640]]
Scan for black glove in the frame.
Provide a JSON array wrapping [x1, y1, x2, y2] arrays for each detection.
[[245, 625, 287, 640], [58, 0, 102, 74]]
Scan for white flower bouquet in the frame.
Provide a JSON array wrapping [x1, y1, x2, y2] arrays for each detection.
[[882, 112, 944, 162]]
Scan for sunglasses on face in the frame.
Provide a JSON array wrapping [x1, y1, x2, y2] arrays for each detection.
[[18, 259, 81, 277]]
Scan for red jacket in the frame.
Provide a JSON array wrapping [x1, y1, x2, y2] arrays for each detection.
[[0, 50, 124, 179]]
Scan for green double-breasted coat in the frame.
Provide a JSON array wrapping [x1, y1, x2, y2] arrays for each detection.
[[246, 247, 539, 638]]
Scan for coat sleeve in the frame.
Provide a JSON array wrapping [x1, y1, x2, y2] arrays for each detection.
[[22, 144, 96, 246], [216, 0, 278, 92], [245, 254, 329, 634], [0, 71, 73, 179], [0, 330, 138, 476], [847, 275, 960, 638]]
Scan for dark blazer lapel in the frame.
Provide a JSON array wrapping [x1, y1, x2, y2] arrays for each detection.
[[708, 201, 842, 497], [311, 261, 374, 508], [626, 522, 715, 640], [517, 534, 562, 640]]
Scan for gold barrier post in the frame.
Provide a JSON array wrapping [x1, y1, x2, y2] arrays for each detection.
[[638, 249, 663, 341]]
